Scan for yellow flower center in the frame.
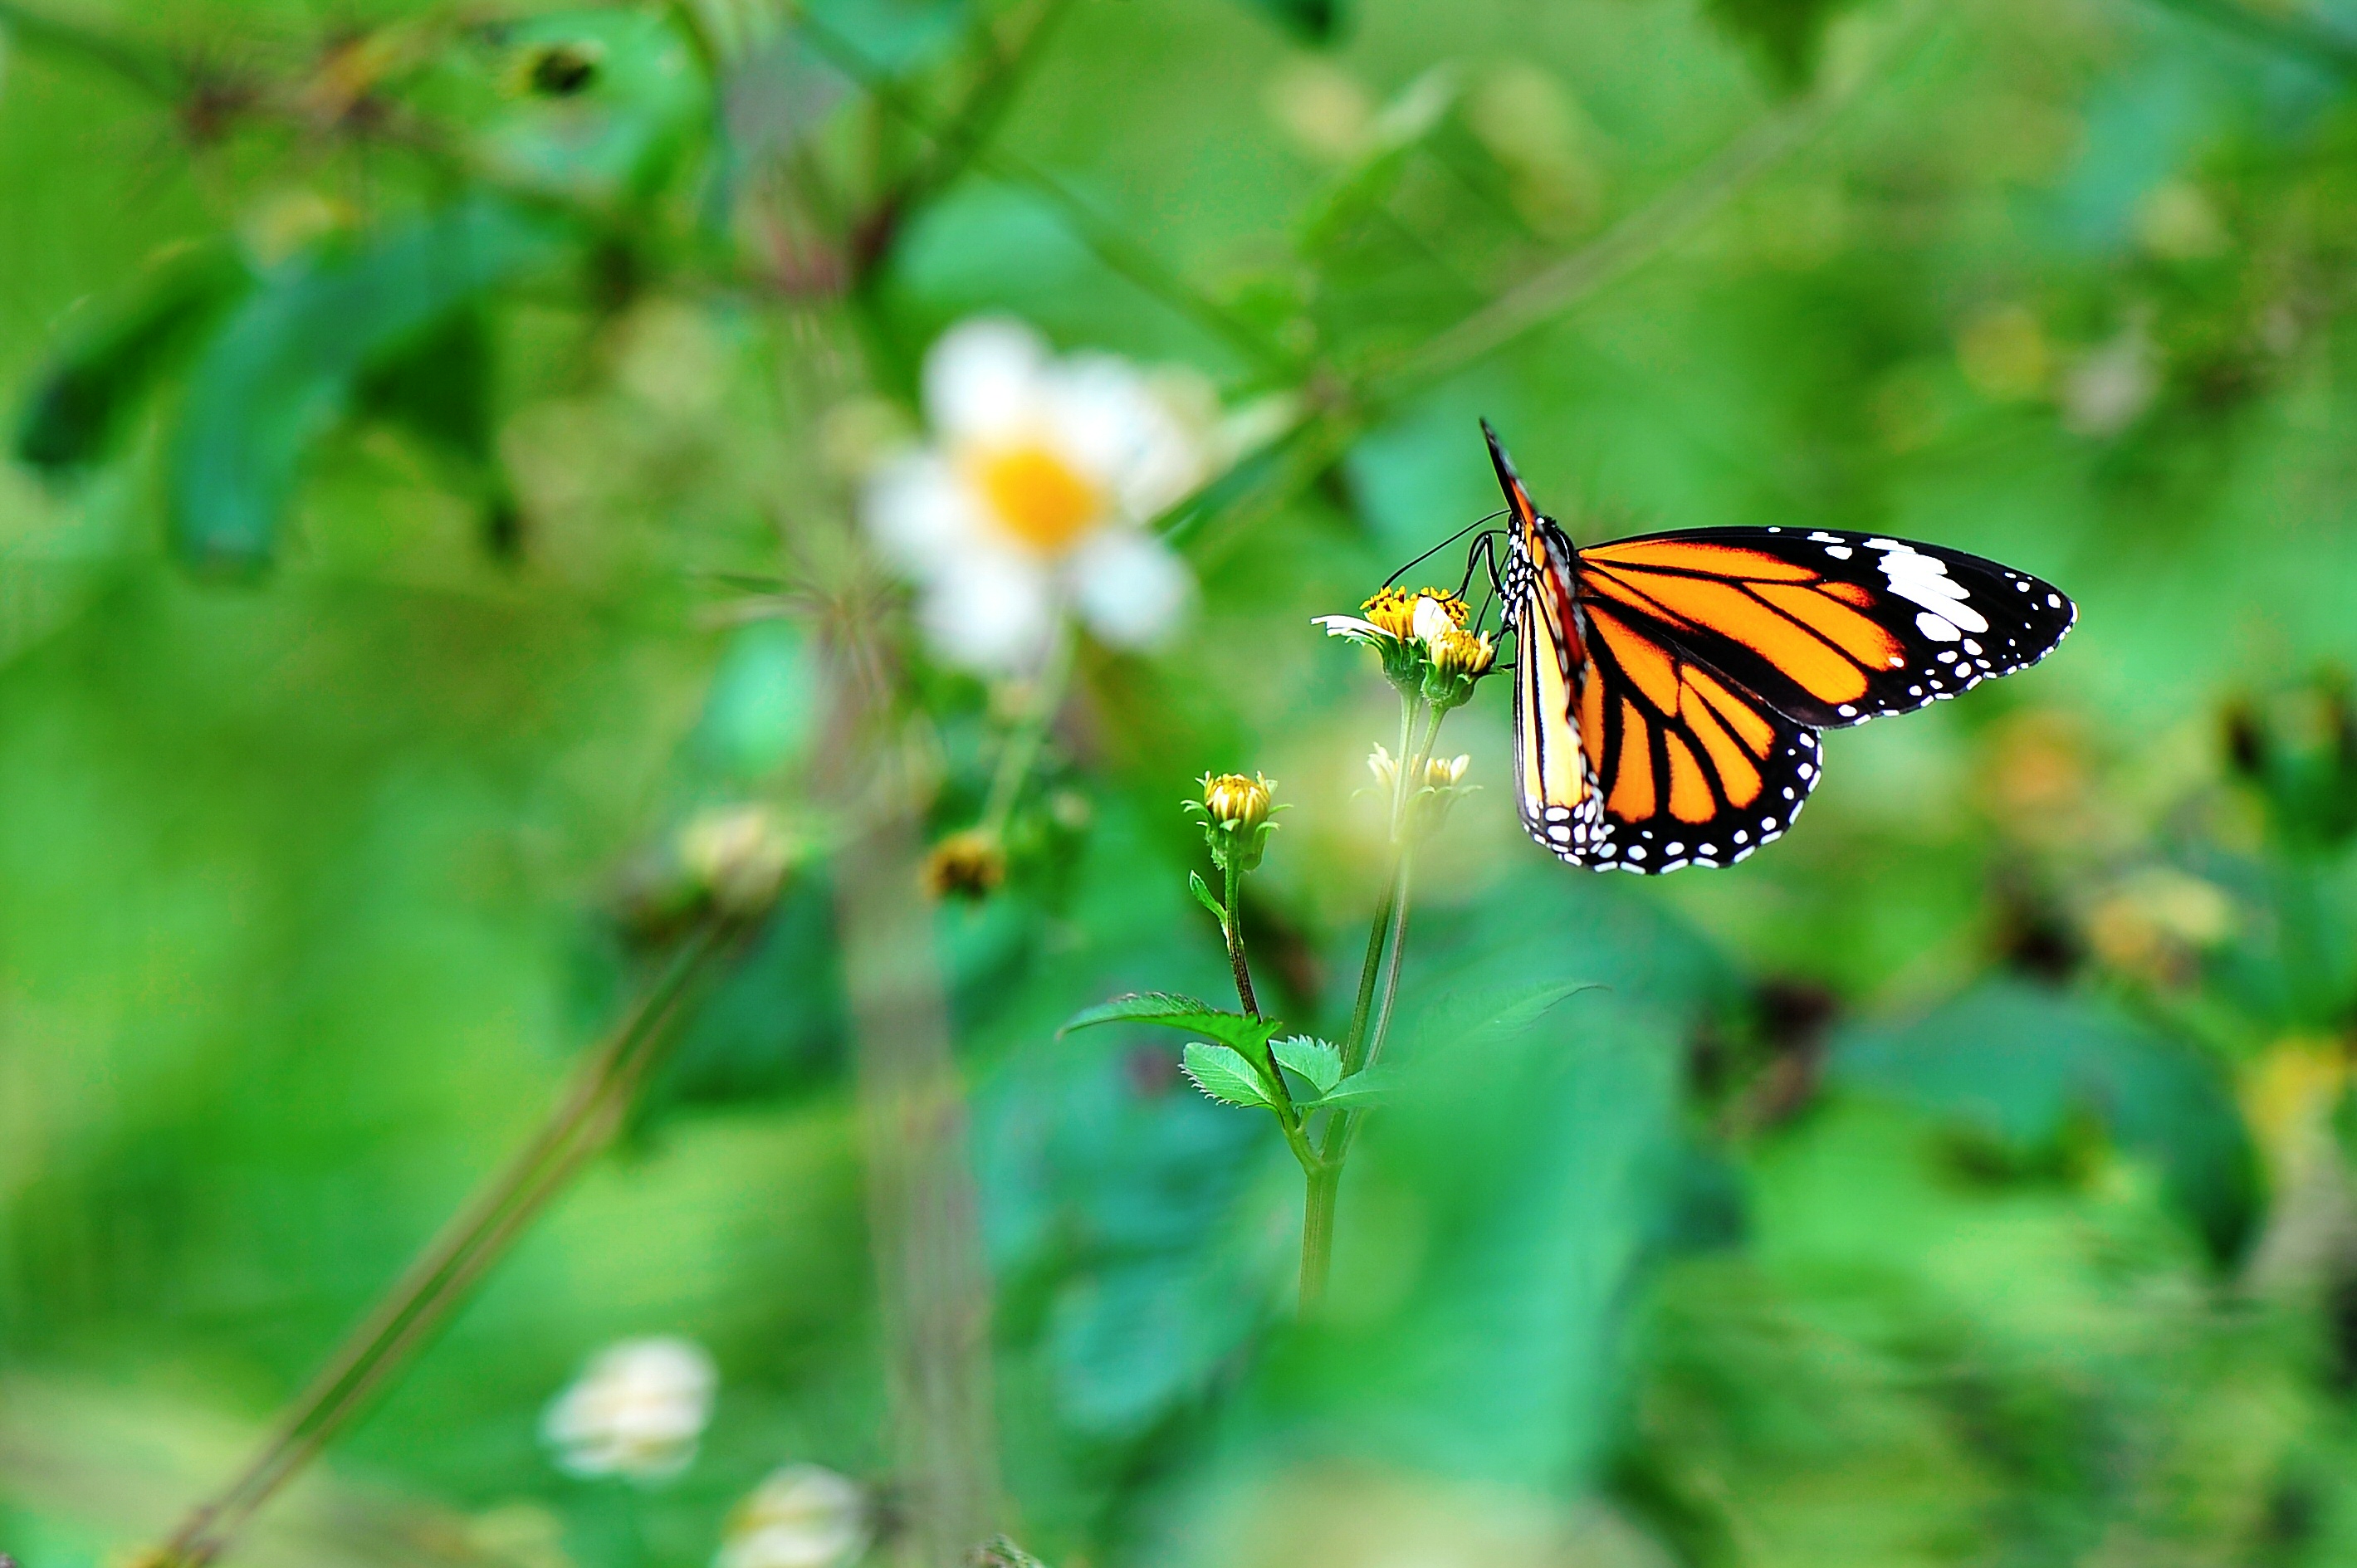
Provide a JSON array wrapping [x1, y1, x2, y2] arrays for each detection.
[[1361, 585, 1465, 639], [969, 442, 1103, 553]]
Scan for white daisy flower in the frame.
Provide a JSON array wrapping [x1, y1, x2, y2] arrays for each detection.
[[540, 1336, 716, 1483], [716, 1464, 874, 1568], [860, 317, 1214, 675]]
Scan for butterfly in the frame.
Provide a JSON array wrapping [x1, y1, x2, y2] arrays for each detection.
[[1482, 422, 2076, 873]]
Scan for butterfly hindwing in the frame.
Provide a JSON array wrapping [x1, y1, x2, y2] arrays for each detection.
[[1574, 526, 2076, 729], [1573, 604, 1826, 872]]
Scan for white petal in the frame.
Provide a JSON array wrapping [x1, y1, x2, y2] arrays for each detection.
[[1313, 614, 1387, 639], [1411, 593, 1456, 645], [1069, 528, 1194, 650], [1046, 357, 1209, 518], [860, 451, 985, 578], [924, 317, 1051, 447], [917, 550, 1058, 674]]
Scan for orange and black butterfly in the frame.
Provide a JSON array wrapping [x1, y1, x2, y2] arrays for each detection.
[[1482, 422, 2075, 873]]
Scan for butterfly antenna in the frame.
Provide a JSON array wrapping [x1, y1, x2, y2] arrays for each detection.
[[1382, 510, 1509, 589]]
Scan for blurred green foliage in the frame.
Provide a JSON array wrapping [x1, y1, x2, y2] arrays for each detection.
[[9, 0, 2357, 1565]]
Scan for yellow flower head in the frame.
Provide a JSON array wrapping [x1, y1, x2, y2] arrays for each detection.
[[1362, 585, 1465, 640], [1428, 624, 1496, 680], [1199, 771, 1275, 831]]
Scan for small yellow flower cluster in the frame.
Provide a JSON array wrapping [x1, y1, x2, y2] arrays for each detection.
[[1368, 745, 1475, 837], [1314, 587, 1494, 711]]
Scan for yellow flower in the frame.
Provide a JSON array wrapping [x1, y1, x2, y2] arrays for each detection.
[[1362, 585, 1465, 640], [1201, 772, 1275, 830], [1428, 625, 1494, 680], [922, 829, 1007, 901]]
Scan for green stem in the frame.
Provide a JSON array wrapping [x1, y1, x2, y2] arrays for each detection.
[[977, 623, 1073, 839], [154, 920, 735, 1566], [1222, 855, 1261, 1021], [1299, 1161, 1341, 1313]]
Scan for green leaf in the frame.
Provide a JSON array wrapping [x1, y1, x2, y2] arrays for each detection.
[[1181, 1042, 1273, 1109], [1188, 870, 1228, 925], [15, 240, 251, 475], [1272, 1035, 1343, 1096], [1312, 1064, 1399, 1110], [168, 196, 569, 574], [1059, 991, 1279, 1053], [1832, 980, 2258, 1263], [351, 307, 517, 556]]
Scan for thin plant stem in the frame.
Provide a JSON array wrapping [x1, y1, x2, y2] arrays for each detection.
[[155, 919, 733, 1566], [1223, 855, 1261, 1020], [977, 624, 1073, 839], [1298, 1160, 1341, 1312]]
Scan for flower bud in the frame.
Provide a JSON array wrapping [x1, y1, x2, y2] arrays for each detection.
[[923, 829, 1006, 901], [1421, 616, 1496, 710], [1201, 771, 1274, 830], [1428, 625, 1494, 680], [1425, 752, 1471, 789], [718, 1464, 874, 1568], [540, 1336, 716, 1483], [679, 805, 793, 918], [1186, 772, 1281, 874]]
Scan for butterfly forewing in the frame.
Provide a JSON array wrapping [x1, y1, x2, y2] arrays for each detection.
[[1574, 526, 2076, 729]]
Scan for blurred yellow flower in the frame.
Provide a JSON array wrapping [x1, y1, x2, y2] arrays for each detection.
[[861, 318, 1213, 674]]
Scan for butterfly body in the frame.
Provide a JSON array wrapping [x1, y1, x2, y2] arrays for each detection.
[[1484, 423, 2076, 873]]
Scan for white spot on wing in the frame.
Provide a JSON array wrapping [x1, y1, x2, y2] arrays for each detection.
[[1916, 610, 1962, 642]]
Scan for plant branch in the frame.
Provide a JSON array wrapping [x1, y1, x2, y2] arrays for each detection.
[[978, 623, 1073, 839], [1375, 95, 1844, 389], [154, 916, 737, 1566], [797, 10, 1298, 374]]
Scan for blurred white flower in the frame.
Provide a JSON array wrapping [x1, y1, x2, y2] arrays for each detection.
[[861, 318, 1212, 675], [2061, 312, 2159, 438], [716, 1464, 873, 1568], [540, 1336, 716, 1483]]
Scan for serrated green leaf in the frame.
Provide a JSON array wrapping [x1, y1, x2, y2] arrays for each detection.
[[1314, 1064, 1400, 1110], [1273, 1035, 1344, 1095], [1059, 991, 1279, 1053], [1188, 870, 1228, 924], [168, 196, 569, 574], [1181, 1042, 1273, 1108]]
